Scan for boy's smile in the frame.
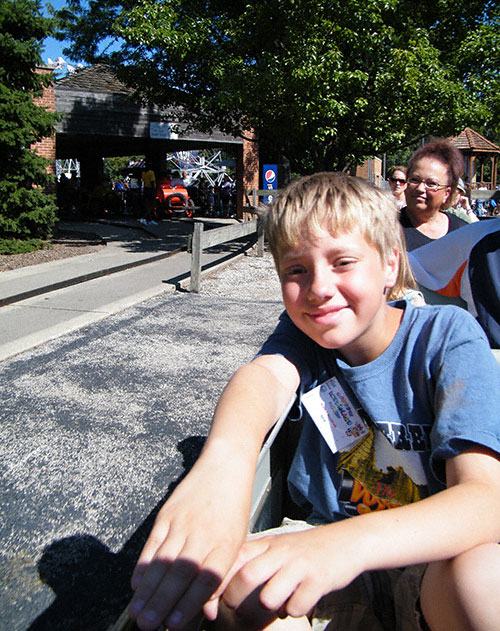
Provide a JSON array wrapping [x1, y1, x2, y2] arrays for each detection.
[[279, 228, 402, 366]]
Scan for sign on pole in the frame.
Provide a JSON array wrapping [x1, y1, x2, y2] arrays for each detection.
[[263, 164, 278, 204]]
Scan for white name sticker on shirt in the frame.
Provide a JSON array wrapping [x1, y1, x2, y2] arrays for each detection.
[[302, 377, 369, 454]]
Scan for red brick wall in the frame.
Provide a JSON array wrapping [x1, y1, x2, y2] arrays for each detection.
[[242, 134, 259, 191], [31, 67, 56, 177], [236, 131, 260, 218], [355, 157, 382, 187]]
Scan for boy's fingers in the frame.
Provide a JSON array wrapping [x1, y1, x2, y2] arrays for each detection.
[[163, 565, 223, 629], [128, 557, 175, 625], [130, 539, 237, 630], [131, 521, 172, 589], [133, 557, 203, 630], [163, 541, 245, 628], [280, 579, 318, 620], [202, 596, 220, 621], [259, 570, 302, 614], [128, 532, 187, 622], [210, 537, 270, 601]]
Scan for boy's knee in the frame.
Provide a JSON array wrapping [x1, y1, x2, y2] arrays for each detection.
[[448, 543, 500, 594], [421, 543, 500, 630]]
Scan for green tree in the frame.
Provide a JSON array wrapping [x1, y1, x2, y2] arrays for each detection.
[[103, 155, 140, 181], [0, 0, 59, 243], [57, 0, 500, 175]]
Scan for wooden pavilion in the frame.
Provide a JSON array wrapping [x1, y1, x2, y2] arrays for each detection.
[[449, 127, 500, 190]]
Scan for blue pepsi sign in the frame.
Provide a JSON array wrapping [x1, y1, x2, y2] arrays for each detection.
[[263, 164, 278, 204]]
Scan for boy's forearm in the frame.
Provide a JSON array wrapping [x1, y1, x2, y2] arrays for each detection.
[[129, 358, 299, 630], [203, 358, 299, 462], [218, 471, 500, 623], [347, 450, 500, 573]]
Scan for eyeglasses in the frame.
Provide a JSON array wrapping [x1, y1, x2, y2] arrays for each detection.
[[389, 177, 406, 184], [407, 177, 449, 192]]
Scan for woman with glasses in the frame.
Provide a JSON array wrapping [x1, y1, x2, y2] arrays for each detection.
[[387, 165, 407, 209], [399, 140, 468, 251]]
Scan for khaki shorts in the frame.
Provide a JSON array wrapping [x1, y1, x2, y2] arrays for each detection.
[[249, 519, 428, 631]]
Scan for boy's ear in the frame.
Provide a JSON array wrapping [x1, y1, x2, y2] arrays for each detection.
[[384, 247, 399, 289]]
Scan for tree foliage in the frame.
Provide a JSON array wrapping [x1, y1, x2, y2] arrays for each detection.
[[57, 0, 500, 173], [0, 0, 59, 240]]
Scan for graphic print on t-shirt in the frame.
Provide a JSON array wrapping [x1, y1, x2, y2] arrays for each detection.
[[337, 425, 430, 517], [302, 374, 432, 517]]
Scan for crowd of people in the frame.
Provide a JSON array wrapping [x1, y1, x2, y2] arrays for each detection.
[[56, 167, 238, 221], [384, 140, 500, 344], [387, 144, 498, 244]]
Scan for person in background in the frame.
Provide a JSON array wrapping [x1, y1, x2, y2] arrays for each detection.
[[448, 178, 478, 224], [140, 164, 157, 226], [387, 165, 407, 209], [409, 218, 500, 349], [400, 140, 468, 251], [127, 175, 141, 216], [221, 176, 234, 217], [171, 171, 185, 187]]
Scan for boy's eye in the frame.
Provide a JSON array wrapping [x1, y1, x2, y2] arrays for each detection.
[[283, 266, 305, 277], [335, 258, 356, 268]]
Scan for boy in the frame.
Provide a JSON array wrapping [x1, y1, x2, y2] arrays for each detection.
[[128, 173, 500, 631]]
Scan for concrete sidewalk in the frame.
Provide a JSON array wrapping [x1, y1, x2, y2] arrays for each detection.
[[0, 217, 234, 307], [0, 218, 250, 361]]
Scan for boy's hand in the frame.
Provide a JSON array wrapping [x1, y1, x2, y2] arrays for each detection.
[[127, 358, 299, 630], [219, 525, 364, 621], [127, 477, 249, 630]]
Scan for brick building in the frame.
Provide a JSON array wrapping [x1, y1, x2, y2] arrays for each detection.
[[31, 67, 56, 179], [32, 64, 260, 217]]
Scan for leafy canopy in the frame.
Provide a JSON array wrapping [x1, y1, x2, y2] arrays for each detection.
[[57, 0, 500, 173]]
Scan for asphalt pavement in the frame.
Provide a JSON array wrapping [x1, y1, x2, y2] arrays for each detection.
[[0, 218, 284, 630]]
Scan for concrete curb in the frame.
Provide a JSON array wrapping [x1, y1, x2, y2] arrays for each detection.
[[0, 248, 254, 362], [0, 247, 183, 307], [0, 283, 180, 362]]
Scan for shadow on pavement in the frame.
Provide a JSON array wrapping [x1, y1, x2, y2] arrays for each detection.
[[28, 436, 206, 631]]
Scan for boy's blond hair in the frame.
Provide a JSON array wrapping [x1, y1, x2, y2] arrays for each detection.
[[265, 171, 415, 301]]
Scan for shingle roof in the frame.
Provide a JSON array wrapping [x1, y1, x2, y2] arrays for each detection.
[[449, 127, 500, 154], [56, 64, 133, 95]]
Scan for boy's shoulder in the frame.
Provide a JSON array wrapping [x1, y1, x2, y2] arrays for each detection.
[[395, 299, 474, 325], [394, 300, 487, 350], [259, 303, 492, 375]]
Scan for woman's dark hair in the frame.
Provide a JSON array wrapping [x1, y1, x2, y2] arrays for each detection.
[[388, 165, 407, 179], [407, 139, 464, 206]]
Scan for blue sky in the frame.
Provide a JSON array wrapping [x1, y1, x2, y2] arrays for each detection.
[[41, 0, 121, 71], [41, 0, 79, 66]]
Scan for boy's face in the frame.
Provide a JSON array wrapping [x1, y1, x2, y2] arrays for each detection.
[[279, 227, 400, 366]]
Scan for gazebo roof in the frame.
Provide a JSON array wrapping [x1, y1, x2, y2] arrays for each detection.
[[449, 127, 500, 154]]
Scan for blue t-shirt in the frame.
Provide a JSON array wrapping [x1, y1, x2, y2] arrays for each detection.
[[258, 301, 500, 523]]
